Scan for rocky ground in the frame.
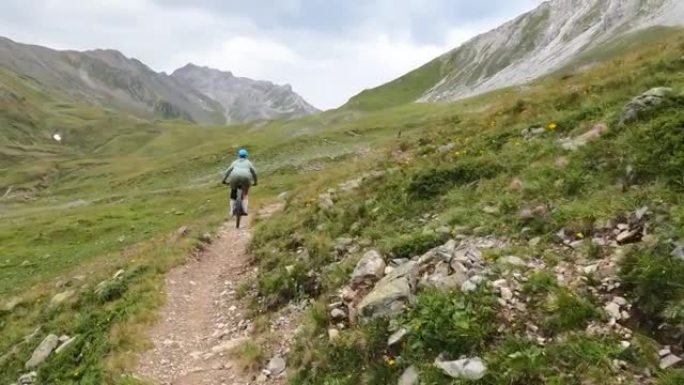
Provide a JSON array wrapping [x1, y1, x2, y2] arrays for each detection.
[[134, 207, 298, 385]]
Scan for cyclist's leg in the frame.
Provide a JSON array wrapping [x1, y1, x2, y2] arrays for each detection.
[[239, 177, 252, 214], [229, 180, 239, 216]]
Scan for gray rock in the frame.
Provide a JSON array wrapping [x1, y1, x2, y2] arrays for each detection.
[[620, 87, 673, 125], [50, 290, 75, 307], [328, 328, 340, 341], [330, 308, 347, 320], [560, 123, 609, 151], [671, 244, 684, 261], [398, 365, 419, 385], [499, 256, 525, 267], [358, 276, 412, 321], [55, 336, 77, 354], [18, 372, 37, 385], [25, 334, 59, 369], [388, 328, 409, 347], [267, 355, 286, 376], [318, 193, 334, 211], [435, 356, 487, 380], [2, 297, 22, 312], [351, 250, 386, 287], [660, 354, 682, 369], [421, 270, 467, 291], [605, 302, 622, 320]]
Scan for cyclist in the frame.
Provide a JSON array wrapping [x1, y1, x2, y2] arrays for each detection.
[[222, 148, 258, 216]]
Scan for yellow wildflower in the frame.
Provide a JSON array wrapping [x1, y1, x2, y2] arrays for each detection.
[[547, 122, 558, 130]]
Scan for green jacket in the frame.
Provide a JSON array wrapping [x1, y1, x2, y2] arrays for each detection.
[[223, 158, 258, 184]]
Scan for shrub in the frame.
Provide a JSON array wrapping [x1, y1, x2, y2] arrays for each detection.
[[407, 158, 502, 197]]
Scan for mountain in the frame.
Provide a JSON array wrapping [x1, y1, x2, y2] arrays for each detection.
[[0, 36, 226, 124], [0, 37, 319, 125], [171, 64, 319, 123], [346, 0, 684, 109]]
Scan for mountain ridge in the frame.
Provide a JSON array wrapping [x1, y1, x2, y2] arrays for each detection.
[[0, 36, 319, 125], [171, 63, 319, 123], [345, 0, 684, 109]]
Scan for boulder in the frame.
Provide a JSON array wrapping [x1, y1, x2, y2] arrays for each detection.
[[620, 87, 673, 125], [351, 250, 386, 288], [398, 365, 419, 385], [266, 355, 286, 376], [50, 290, 75, 307], [25, 334, 59, 369], [434, 356, 487, 380], [357, 276, 412, 321]]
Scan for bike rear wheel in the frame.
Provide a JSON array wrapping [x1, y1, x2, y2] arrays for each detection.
[[235, 187, 244, 229]]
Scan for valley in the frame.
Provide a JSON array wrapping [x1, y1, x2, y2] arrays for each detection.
[[2, 1, 684, 384]]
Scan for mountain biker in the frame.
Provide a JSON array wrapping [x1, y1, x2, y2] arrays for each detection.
[[222, 149, 258, 216]]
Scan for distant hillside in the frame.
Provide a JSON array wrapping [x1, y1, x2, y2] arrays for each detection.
[[0, 37, 320, 125], [0, 36, 226, 124], [172, 64, 319, 123], [345, 0, 684, 110]]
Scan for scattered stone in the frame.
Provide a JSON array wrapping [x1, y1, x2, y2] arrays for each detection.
[[620, 87, 673, 125], [25, 334, 59, 369], [509, 178, 524, 191], [388, 328, 409, 347], [518, 205, 549, 222], [18, 372, 37, 385], [211, 337, 247, 354], [499, 256, 525, 267], [560, 123, 609, 151], [398, 365, 419, 385], [434, 356, 487, 381], [438, 142, 456, 153], [330, 308, 346, 320], [357, 269, 414, 321], [350, 250, 386, 288], [267, 355, 286, 376], [328, 328, 340, 342], [50, 290, 75, 307], [605, 302, 622, 320], [318, 192, 334, 211], [55, 336, 77, 354], [659, 347, 672, 357], [660, 354, 682, 370], [616, 229, 640, 244], [2, 297, 22, 312], [671, 244, 684, 261]]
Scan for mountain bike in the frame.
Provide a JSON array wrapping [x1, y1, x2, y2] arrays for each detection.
[[234, 186, 246, 229]]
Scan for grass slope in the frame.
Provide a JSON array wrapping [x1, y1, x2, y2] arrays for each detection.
[[250, 29, 684, 385]]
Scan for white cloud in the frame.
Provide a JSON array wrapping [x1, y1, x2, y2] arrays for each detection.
[[0, 0, 543, 109]]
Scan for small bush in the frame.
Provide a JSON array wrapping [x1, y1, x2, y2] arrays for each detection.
[[621, 244, 684, 330], [401, 290, 498, 360], [407, 158, 502, 197], [382, 231, 448, 259], [544, 289, 602, 333]]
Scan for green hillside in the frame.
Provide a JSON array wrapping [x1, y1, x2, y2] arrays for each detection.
[[343, 59, 444, 111], [250, 29, 684, 385], [2, 23, 684, 385]]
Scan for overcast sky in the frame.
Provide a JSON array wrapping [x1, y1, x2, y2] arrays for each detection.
[[0, 0, 543, 109]]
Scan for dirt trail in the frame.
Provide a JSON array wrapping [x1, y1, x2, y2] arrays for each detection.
[[136, 210, 286, 385]]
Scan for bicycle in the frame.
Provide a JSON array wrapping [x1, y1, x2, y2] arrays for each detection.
[[234, 186, 246, 229]]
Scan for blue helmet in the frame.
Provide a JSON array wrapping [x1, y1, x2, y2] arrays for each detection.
[[238, 148, 248, 158]]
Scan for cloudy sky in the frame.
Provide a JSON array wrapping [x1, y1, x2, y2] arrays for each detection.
[[0, 0, 542, 109]]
